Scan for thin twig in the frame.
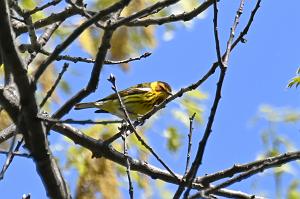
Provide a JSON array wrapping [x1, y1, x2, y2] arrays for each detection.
[[134, 129, 181, 180], [182, 66, 227, 199], [66, 0, 105, 29], [111, 0, 183, 28], [104, 52, 152, 65], [0, 149, 31, 158], [127, 0, 213, 27], [223, 0, 245, 68], [24, 15, 40, 51], [0, 137, 23, 180], [24, 0, 62, 16], [108, 73, 134, 199], [39, 63, 69, 108], [212, 0, 224, 68], [39, 50, 151, 65], [14, 6, 78, 35], [231, 0, 261, 50], [189, 187, 263, 199], [0, 134, 16, 179], [185, 113, 196, 175], [202, 153, 300, 195], [122, 130, 134, 199], [26, 21, 63, 66], [204, 161, 274, 195], [22, 193, 31, 199]]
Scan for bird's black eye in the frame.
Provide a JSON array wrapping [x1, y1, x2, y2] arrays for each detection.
[[156, 84, 163, 92]]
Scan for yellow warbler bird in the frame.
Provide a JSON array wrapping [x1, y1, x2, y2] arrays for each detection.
[[74, 81, 172, 120]]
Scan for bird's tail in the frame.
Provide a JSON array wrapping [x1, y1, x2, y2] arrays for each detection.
[[74, 102, 96, 110]]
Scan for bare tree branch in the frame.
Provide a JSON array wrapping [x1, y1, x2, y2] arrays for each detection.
[[174, 1, 245, 198], [25, 21, 63, 65], [38, 50, 151, 65], [212, 0, 223, 68], [24, 0, 62, 16], [112, 0, 184, 28], [0, 124, 17, 144], [52, 122, 265, 199], [0, 149, 31, 158], [0, 137, 22, 180], [203, 152, 300, 195], [0, 1, 70, 198], [185, 113, 196, 175], [127, 0, 214, 27], [14, 7, 78, 35], [0, 0, 269, 198]]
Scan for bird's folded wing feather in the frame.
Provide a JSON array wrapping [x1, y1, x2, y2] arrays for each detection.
[[97, 87, 151, 102]]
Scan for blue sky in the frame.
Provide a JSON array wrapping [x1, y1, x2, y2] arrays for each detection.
[[1, 0, 300, 198]]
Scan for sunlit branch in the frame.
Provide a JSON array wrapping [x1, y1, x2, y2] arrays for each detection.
[[112, 0, 182, 28], [52, 122, 263, 199], [38, 49, 151, 65], [0, 124, 17, 144], [126, 0, 213, 27], [185, 113, 196, 175], [174, 0, 246, 198], [212, 0, 224, 68], [24, 0, 62, 16], [204, 151, 300, 195]]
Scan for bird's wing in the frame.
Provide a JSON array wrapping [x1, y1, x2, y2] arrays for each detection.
[[97, 85, 151, 102]]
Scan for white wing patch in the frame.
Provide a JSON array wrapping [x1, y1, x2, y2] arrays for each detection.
[[136, 87, 152, 92]]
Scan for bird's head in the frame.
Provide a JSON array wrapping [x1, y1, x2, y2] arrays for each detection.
[[151, 81, 172, 96]]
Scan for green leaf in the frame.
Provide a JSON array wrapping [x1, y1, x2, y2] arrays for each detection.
[[187, 89, 208, 100], [60, 80, 71, 94], [172, 109, 190, 127], [156, 181, 173, 199], [288, 180, 300, 199], [288, 76, 300, 88], [283, 112, 300, 123], [274, 164, 294, 176], [20, 0, 37, 9], [181, 99, 204, 123], [164, 127, 182, 152]]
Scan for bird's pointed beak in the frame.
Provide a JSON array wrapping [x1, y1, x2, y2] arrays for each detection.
[[167, 91, 173, 96]]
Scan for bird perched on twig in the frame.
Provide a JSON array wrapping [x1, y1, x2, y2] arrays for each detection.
[[74, 81, 172, 120]]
